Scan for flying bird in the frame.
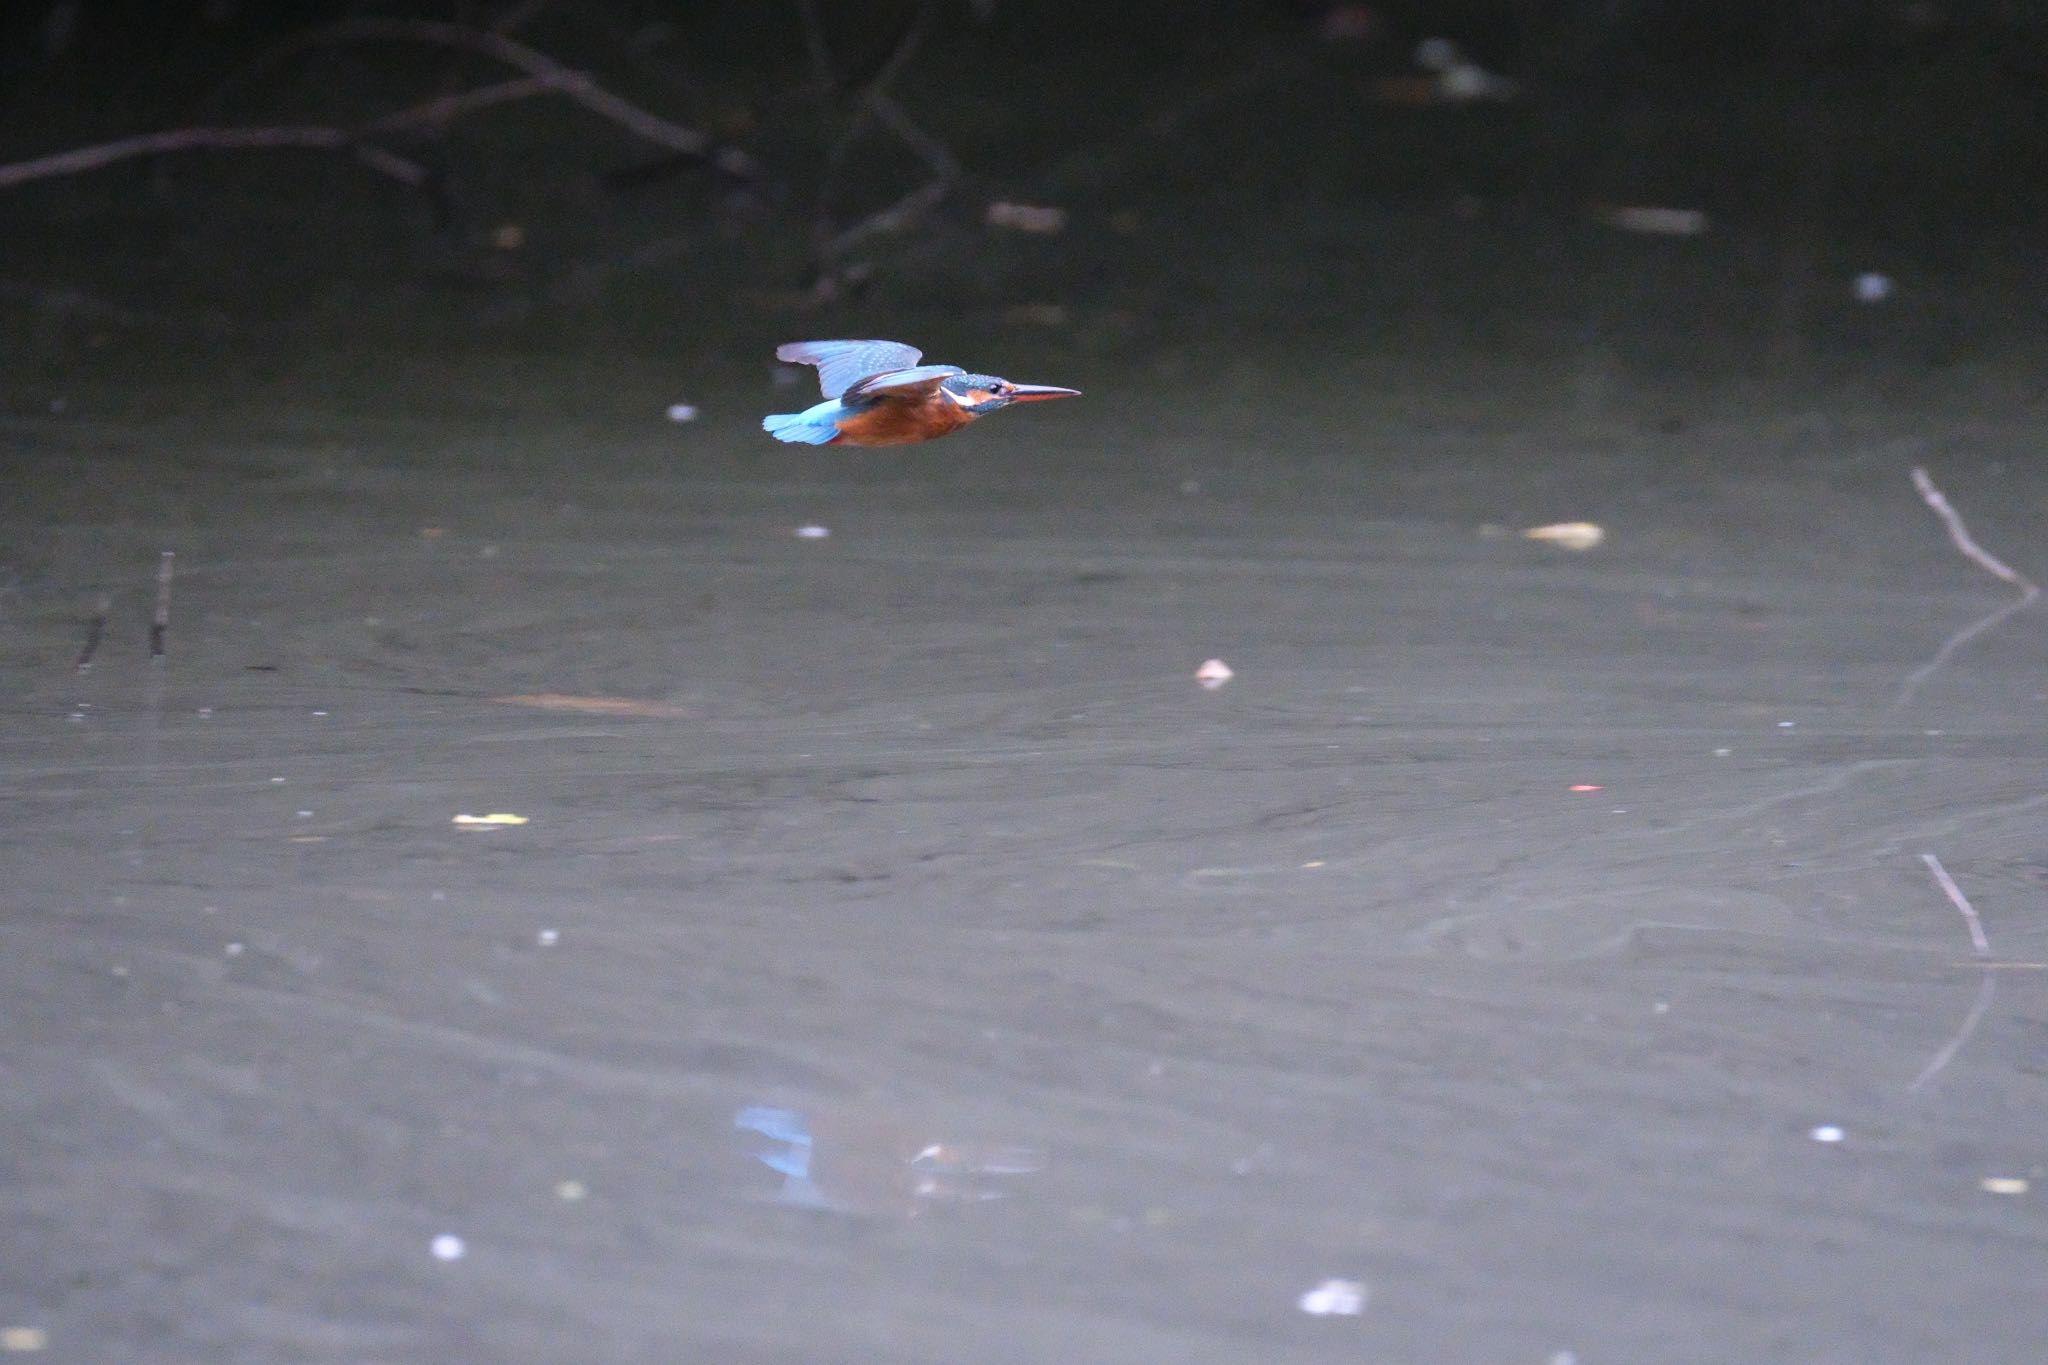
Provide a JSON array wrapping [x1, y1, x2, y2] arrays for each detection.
[[763, 340, 1079, 447]]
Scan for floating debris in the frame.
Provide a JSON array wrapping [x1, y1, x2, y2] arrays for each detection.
[[1981, 1177, 2029, 1195], [1853, 272, 1894, 303], [1809, 1125, 1845, 1144], [429, 1234, 466, 1261], [666, 403, 700, 423], [1297, 1278, 1368, 1316], [1005, 302, 1069, 327], [1413, 37, 1518, 101], [1523, 521, 1605, 550], [452, 812, 528, 829], [1600, 205, 1710, 237], [986, 202, 1068, 234], [795, 525, 831, 539], [1194, 658, 1235, 690]]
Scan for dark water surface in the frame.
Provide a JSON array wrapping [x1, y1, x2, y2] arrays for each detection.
[[3, 347, 2046, 1363]]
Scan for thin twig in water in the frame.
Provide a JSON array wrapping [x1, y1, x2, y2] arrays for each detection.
[[1908, 851, 1997, 1092], [149, 552, 174, 662], [75, 593, 110, 672], [1894, 466, 2042, 708], [1911, 466, 2036, 589], [1918, 851, 1991, 957]]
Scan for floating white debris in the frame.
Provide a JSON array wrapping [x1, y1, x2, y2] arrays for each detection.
[[1810, 1125, 1845, 1144], [430, 1234, 466, 1261], [1981, 1176, 2030, 1195], [1523, 521, 1604, 550], [453, 813, 528, 828], [1853, 272, 1893, 303], [1194, 658, 1235, 690], [666, 403, 699, 423], [556, 1179, 588, 1201], [1601, 205, 1710, 236], [0, 1326, 48, 1352], [536, 929, 560, 947], [1297, 1277, 1368, 1316], [794, 525, 830, 539], [986, 202, 1068, 234]]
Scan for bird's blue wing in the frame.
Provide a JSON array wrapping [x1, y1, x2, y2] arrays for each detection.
[[841, 364, 964, 403], [776, 340, 924, 399]]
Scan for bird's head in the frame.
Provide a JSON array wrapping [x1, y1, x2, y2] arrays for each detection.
[[940, 373, 1081, 415]]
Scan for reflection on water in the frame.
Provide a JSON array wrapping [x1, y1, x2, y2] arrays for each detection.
[[735, 1104, 1043, 1218]]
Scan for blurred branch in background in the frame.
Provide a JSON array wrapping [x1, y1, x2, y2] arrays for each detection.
[[796, 0, 963, 296], [0, 13, 760, 208]]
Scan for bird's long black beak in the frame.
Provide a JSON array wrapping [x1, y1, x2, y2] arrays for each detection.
[[1005, 384, 1081, 403]]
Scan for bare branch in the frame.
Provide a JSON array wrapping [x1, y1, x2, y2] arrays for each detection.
[[241, 18, 762, 181], [0, 124, 428, 190]]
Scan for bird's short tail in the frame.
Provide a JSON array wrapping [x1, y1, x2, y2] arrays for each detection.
[[762, 410, 843, 446]]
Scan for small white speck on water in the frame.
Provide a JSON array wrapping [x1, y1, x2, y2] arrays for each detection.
[[1712, 747, 1731, 756], [666, 403, 699, 422], [1810, 1125, 1845, 1144], [537, 929, 560, 947], [1777, 721, 1796, 729], [311, 710, 328, 717], [1297, 1278, 1367, 1316], [270, 776, 286, 784], [555, 1180, 587, 1201], [196, 707, 213, 718], [794, 524, 830, 539], [430, 1234, 466, 1261], [0, 1324, 49, 1351], [225, 943, 244, 957], [295, 810, 313, 819]]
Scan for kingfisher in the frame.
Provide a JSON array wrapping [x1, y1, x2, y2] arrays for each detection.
[[762, 339, 1080, 447]]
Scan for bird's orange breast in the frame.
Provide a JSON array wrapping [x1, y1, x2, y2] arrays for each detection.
[[831, 394, 975, 447]]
